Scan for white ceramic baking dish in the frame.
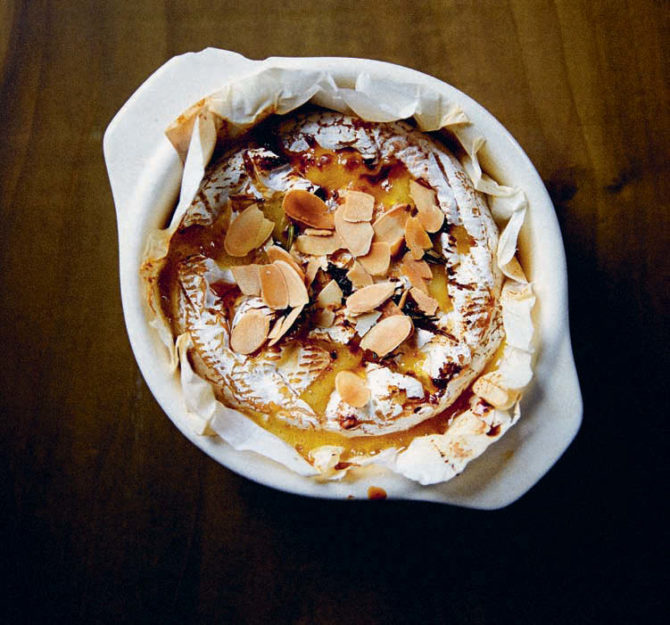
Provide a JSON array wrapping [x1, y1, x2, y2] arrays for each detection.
[[104, 49, 582, 509]]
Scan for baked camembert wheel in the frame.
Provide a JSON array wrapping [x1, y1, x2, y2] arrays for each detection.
[[153, 110, 512, 462]]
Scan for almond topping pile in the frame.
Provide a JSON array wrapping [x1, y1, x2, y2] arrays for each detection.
[[334, 204, 374, 257], [266, 245, 304, 280], [224, 204, 274, 257], [335, 371, 371, 408], [359, 242, 391, 276], [341, 190, 375, 222], [260, 264, 289, 310], [372, 204, 410, 255], [230, 310, 270, 355], [360, 315, 413, 357], [226, 181, 449, 357], [401, 253, 432, 294], [405, 216, 433, 260], [346, 282, 397, 314], [282, 189, 334, 229], [317, 280, 344, 308], [409, 287, 439, 316], [296, 232, 343, 256], [347, 261, 373, 288], [231, 264, 261, 296], [409, 179, 444, 233]]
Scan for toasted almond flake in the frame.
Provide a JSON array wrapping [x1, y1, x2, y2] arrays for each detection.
[[304, 228, 333, 237], [360, 315, 413, 357], [372, 205, 409, 255], [282, 189, 334, 229], [410, 287, 439, 316], [305, 257, 325, 285], [230, 310, 270, 354], [347, 261, 374, 288], [231, 264, 261, 296], [358, 242, 391, 276], [472, 373, 515, 410], [336, 371, 371, 408], [354, 311, 382, 337], [317, 280, 343, 308], [341, 190, 374, 222], [267, 315, 284, 341], [405, 216, 433, 260], [259, 264, 289, 310], [334, 205, 373, 257], [295, 233, 343, 256], [401, 256, 430, 294], [268, 305, 304, 346], [346, 281, 396, 314], [267, 245, 304, 280], [314, 308, 335, 328], [274, 261, 309, 307], [409, 179, 444, 233], [253, 219, 275, 249], [397, 289, 409, 310], [402, 252, 433, 279], [224, 205, 273, 257]]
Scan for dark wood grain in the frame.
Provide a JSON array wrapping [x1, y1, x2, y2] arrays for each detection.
[[1, 1, 667, 623]]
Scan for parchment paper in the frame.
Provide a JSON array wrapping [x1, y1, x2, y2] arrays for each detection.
[[142, 65, 535, 485]]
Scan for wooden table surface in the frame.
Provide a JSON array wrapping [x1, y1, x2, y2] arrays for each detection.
[[1, 1, 667, 623]]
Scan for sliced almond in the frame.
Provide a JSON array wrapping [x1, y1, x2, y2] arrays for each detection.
[[282, 189, 334, 229], [305, 257, 325, 285], [259, 264, 289, 310], [409, 179, 444, 233], [341, 190, 375, 222], [274, 260, 309, 307], [372, 205, 410, 255], [347, 261, 374, 288], [231, 264, 261, 296], [346, 282, 396, 314], [402, 252, 432, 279], [266, 245, 304, 280], [360, 315, 413, 357], [295, 233, 343, 256], [358, 242, 391, 276], [410, 287, 439, 316], [317, 280, 343, 309], [397, 289, 409, 310], [405, 216, 433, 260], [230, 310, 270, 354], [304, 228, 333, 237], [314, 308, 335, 328], [224, 205, 274, 257], [334, 205, 373, 257], [354, 311, 382, 337], [401, 255, 430, 294], [253, 219, 275, 249], [268, 305, 304, 346], [268, 315, 285, 341], [473, 373, 514, 410], [335, 371, 371, 408]]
